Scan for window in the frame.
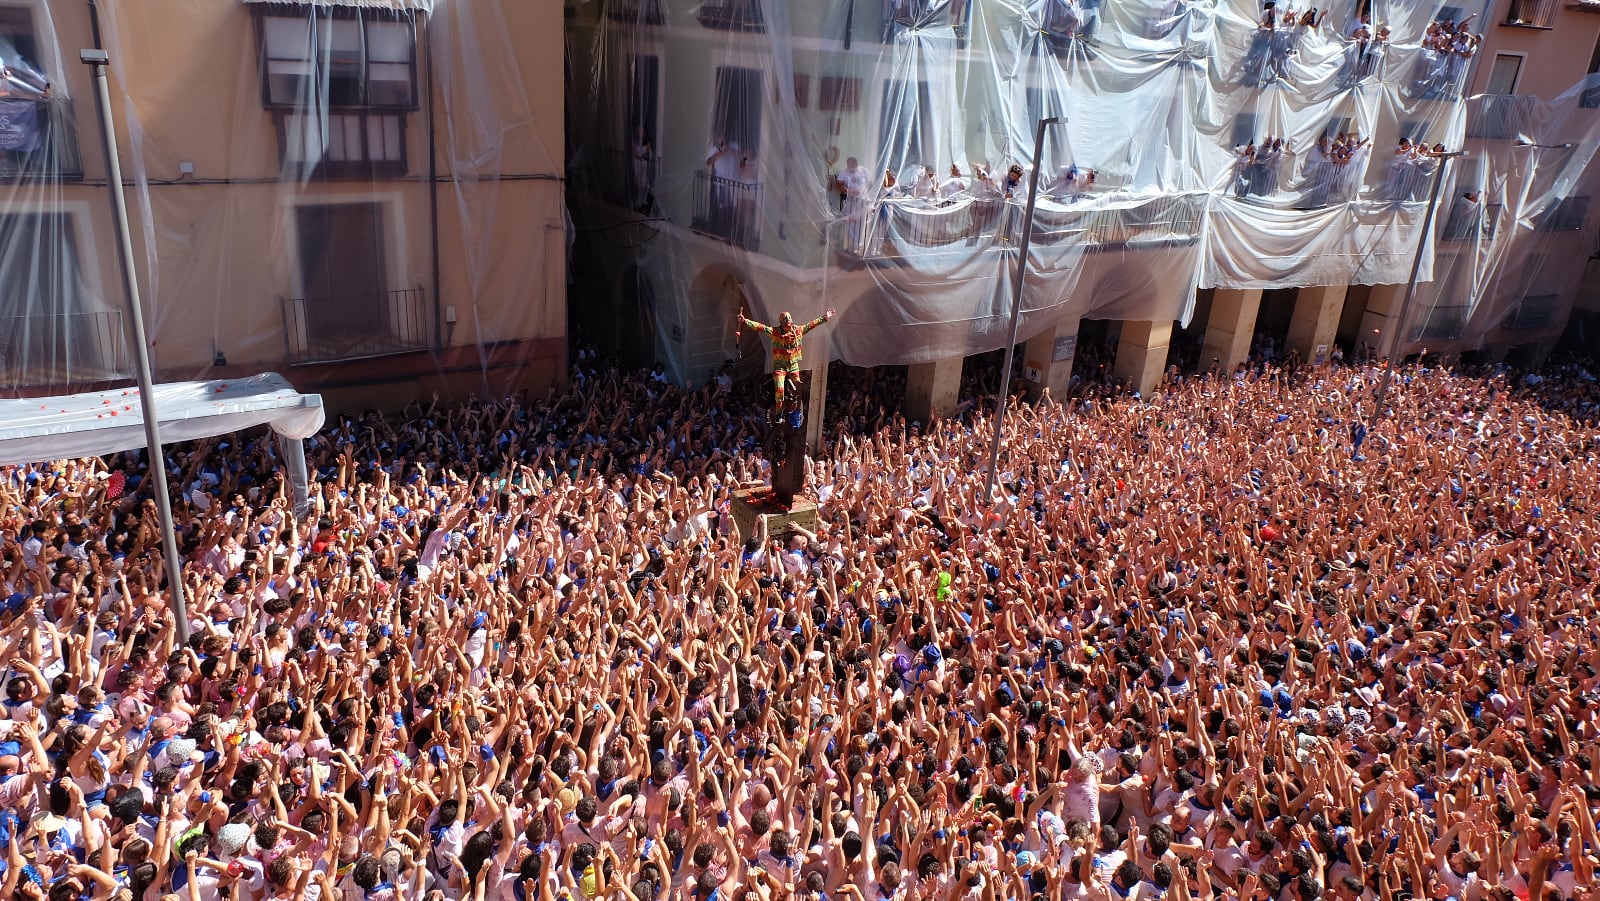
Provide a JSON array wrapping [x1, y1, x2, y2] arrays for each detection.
[[1503, 0, 1556, 27], [627, 54, 659, 143], [258, 10, 418, 110], [1437, 5, 1466, 22], [1230, 113, 1257, 149], [279, 111, 406, 178], [1024, 86, 1067, 165], [793, 72, 811, 109], [1466, 94, 1534, 139], [1324, 116, 1353, 140], [879, 78, 932, 173], [1535, 196, 1589, 232], [712, 66, 763, 155], [1486, 54, 1522, 95], [0, 213, 126, 388], [819, 76, 862, 112], [606, 0, 665, 25], [1584, 34, 1600, 108], [1399, 120, 1428, 143], [1507, 295, 1558, 330], [0, 7, 43, 83]]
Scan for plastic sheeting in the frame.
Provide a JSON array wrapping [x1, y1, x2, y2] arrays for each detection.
[[0, 0, 562, 399], [0, 373, 324, 466], [567, 0, 1600, 377]]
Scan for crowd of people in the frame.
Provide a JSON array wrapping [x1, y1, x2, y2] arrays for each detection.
[[1413, 17, 1481, 100], [1, 347, 1599, 901]]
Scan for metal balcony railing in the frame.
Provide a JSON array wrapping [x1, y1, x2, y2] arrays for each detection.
[[1534, 196, 1589, 232], [697, 1, 764, 31], [691, 171, 762, 251], [0, 309, 128, 390], [1504, 0, 1558, 26], [281, 287, 431, 364], [1410, 305, 1469, 342], [606, 0, 665, 24], [1465, 95, 1536, 140], [837, 193, 1204, 262], [1506, 295, 1558, 330], [598, 145, 659, 208], [0, 98, 85, 181], [1442, 202, 1502, 240]]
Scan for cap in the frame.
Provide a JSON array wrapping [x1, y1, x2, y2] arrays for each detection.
[[217, 822, 251, 855]]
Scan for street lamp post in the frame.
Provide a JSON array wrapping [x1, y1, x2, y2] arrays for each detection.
[[80, 50, 191, 642], [1369, 150, 1466, 431], [986, 116, 1060, 504]]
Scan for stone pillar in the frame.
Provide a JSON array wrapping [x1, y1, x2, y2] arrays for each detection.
[[905, 356, 963, 423], [1021, 318, 1079, 402], [1358, 284, 1406, 360], [1200, 288, 1262, 374], [803, 365, 828, 451], [1112, 320, 1173, 397], [1287, 285, 1348, 365]]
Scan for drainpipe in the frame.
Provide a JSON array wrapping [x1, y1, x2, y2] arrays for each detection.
[[423, 12, 443, 354]]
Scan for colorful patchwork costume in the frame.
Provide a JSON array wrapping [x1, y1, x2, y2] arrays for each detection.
[[739, 310, 832, 410]]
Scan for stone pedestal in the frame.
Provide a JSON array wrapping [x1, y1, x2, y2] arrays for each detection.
[[731, 488, 819, 542]]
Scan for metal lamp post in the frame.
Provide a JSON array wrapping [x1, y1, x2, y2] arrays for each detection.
[[986, 116, 1060, 503], [1369, 150, 1467, 430], [81, 50, 191, 642]]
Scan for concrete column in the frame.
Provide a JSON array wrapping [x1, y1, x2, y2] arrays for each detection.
[[1200, 288, 1262, 374], [803, 366, 828, 451], [1113, 320, 1173, 397], [1358, 284, 1406, 360], [905, 356, 963, 423], [1021, 318, 1079, 402], [1286, 284, 1348, 365]]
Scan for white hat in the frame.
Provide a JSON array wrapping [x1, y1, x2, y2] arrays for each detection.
[[217, 822, 251, 855]]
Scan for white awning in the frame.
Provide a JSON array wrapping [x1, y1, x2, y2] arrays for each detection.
[[0, 373, 324, 467], [240, 0, 434, 13]]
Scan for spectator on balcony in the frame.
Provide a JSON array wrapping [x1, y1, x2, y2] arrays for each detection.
[[1338, 14, 1387, 86], [1003, 163, 1026, 198], [1446, 189, 1484, 239], [913, 164, 940, 201], [735, 154, 760, 247], [1250, 136, 1285, 195], [835, 156, 873, 221], [1415, 17, 1478, 99], [939, 163, 968, 204], [705, 132, 742, 234], [1232, 140, 1257, 198]]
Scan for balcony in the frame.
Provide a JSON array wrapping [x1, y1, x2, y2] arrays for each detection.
[[0, 98, 85, 181], [1442, 202, 1502, 240], [0, 310, 128, 390], [1410, 305, 1468, 342], [596, 145, 658, 210], [697, 1, 764, 31], [1506, 294, 1558, 330], [880, 1, 974, 48], [690, 171, 762, 251], [1465, 95, 1536, 140], [833, 192, 1203, 264], [281, 287, 431, 364], [1534, 196, 1589, 232], [1504, 0, 1557, 26], [607, 0, 665, 24]]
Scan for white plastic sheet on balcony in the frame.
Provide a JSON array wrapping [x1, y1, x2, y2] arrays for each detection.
[[568, 0, 1600, 376]]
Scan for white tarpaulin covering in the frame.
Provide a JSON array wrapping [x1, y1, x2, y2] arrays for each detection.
[[0, 373, 323, 465], [567, 0, 1600, 376]]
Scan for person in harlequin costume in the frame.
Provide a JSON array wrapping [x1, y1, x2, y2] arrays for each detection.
[[737, 308, 835, 411]]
